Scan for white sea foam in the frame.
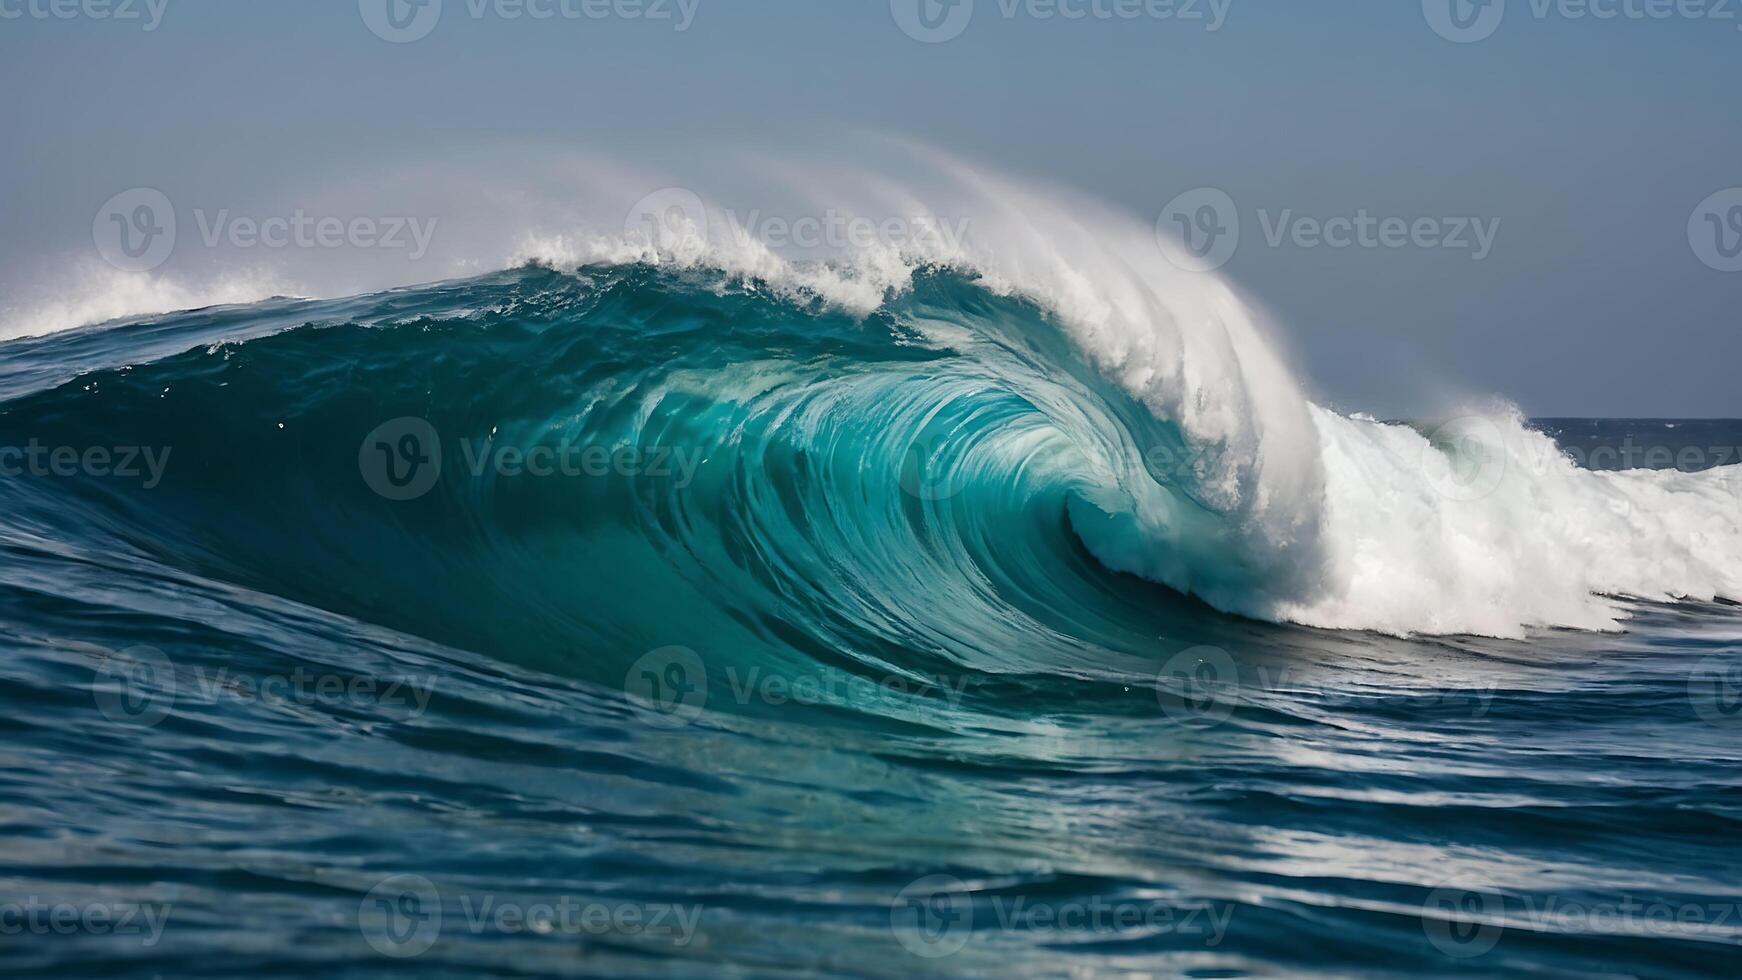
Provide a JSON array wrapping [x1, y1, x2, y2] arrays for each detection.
[[0, 265, 289, 342]]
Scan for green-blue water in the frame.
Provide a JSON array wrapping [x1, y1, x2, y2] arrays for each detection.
[[0, 265, 1738, 977]]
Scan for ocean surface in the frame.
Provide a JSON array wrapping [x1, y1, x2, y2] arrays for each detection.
[[1, 263, 1738, 977]]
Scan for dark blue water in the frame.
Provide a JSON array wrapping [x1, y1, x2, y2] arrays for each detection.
[[1, 266, 1737, 977]]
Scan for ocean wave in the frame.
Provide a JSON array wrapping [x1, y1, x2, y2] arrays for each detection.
[[1, 258, 1737, 655]]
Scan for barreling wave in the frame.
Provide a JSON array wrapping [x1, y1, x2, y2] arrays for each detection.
[[3, 157, 1740, 652]]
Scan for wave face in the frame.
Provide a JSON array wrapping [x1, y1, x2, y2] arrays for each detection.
[[3, 248, 1741, 974], [0, 265, 1266, 688]]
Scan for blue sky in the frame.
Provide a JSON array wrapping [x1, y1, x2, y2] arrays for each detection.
[[2, 0, 1738, 416]]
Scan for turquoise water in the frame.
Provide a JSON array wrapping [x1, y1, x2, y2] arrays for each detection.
[[0, 265, 1738, 977]]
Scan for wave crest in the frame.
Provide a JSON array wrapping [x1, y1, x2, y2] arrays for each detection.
[[3, 147, 1738, 640]]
